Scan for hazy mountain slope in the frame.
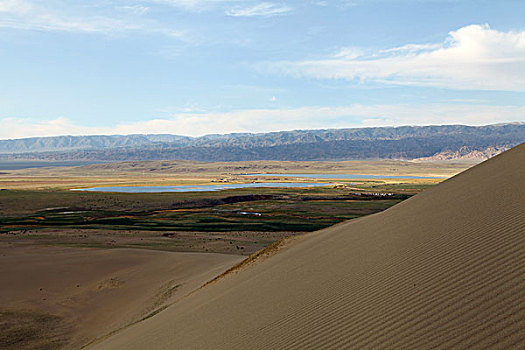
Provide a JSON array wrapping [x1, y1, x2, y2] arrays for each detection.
[[1, 124, 523, 161], [92, 143, 525, 349], [0, 134, 192, 153], [414, 145, 510, 161]]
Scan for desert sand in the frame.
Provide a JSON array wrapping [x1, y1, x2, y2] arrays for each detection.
[[0, 244, 242, 349], [91, 143, 525, 349]]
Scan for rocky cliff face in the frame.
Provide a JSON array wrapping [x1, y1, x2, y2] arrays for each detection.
[[414, 145, 511, 161]]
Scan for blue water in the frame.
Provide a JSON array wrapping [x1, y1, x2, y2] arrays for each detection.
[[72, 182, 333, 193], [242, 173, 444, 179]]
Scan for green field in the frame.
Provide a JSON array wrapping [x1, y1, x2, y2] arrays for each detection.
[[0, 159, 471, 254], [0, 187, 406, 233]]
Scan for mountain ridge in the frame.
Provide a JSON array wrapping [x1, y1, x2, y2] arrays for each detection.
[[1, 124, 523, 161]]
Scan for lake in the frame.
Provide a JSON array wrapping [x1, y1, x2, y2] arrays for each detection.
[[72, 182, 333, 193], [242, 173, 444, 179]]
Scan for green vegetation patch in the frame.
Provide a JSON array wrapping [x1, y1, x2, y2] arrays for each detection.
[[0, 188, 407, 233]]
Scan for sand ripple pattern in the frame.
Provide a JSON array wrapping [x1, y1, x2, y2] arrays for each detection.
[[92, 143, 525, 350]]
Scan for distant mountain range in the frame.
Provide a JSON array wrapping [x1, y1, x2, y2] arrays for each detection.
[[1, 124, 524, 162]]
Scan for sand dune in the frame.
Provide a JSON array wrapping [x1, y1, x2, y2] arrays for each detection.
[[92, 144, 525, 349], [0, 245, 242, 349]]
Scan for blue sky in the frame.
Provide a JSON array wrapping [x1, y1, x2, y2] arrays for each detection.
[[0, 0, 524, 138]]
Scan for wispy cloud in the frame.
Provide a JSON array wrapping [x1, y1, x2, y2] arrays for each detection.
[[2, 103, 523, 138], [118, 5, 151, 15], [0, 0, 291, 36], [0, 0, 182, 37], [261, 24, 525, 91], [143, 0, 245, 11], [0, 0, 32, 14], [226, 2, 292, 17]]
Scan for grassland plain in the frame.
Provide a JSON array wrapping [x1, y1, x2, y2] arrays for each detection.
[[0, 187, 406, 254], [0, 158, 470, 189], [0, 159, 468, 254], [0, 160, 470, 256]]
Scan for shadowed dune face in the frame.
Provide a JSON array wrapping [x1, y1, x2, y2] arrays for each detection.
[[0, 246, 243, 349], [92, 144, 525, 350]]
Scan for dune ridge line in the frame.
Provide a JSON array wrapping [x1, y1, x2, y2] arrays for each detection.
[[91, 143, 525, 350]]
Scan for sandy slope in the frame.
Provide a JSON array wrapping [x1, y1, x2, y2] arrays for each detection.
[[0, 245, 242, 349], [92, 144, 525, 349]]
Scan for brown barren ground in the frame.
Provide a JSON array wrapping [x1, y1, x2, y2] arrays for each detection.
[[91, 144, 525, 349], [0, 159, 470, 190], [0, 243, 242, 349], [0, 228, 298, 256]]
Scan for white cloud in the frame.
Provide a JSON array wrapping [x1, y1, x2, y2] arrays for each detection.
[[262, 24, 525, 91], [2, 103, 523, 139], [143, 0, 245, 11], [118, 5, 150, 15], [0, 0, 32, 14], [333, 47, 363, 59], [227, 2, 292, 17], [0, 117, 93, 139], [0, 0, 183, 37], [378, 43, 442, 54]]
